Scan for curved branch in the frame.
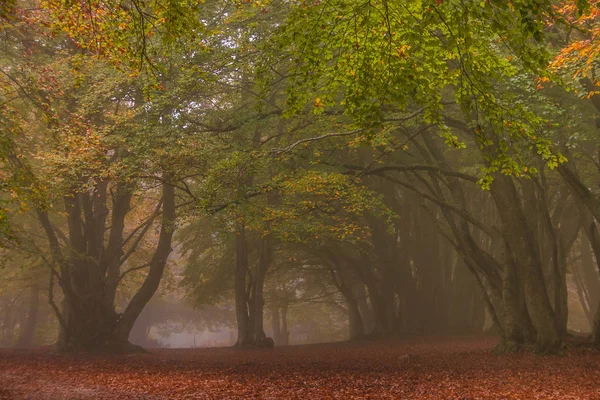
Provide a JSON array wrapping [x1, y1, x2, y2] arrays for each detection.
[[271, 129, 364, 155], [118, 262, 151, 284], [378, 172, 495, 238]]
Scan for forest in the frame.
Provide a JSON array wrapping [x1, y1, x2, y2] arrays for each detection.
[[2, 0, 600, 398]]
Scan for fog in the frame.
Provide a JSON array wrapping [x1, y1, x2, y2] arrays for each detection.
[[1, 0, 600, 359], [4, 0, 600, 397]]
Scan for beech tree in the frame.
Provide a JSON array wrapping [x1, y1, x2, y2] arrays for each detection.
[[4, 0, 600, 355]]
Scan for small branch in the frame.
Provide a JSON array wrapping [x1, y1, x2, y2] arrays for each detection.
[[382, 107, 425, 122], [0, 69, 48, 112], [118, 262, 151, 284], [207, 190, 266, 214], [120, 199, 163, 249], [119, 199, 163, 266], [271, 129, 364, 155]]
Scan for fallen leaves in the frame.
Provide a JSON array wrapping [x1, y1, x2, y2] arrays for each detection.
[[1, 337, 600, 399]]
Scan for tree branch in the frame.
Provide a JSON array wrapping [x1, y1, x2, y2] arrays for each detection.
[[271, 129, 364, 155], [118, 262, 151, 284]]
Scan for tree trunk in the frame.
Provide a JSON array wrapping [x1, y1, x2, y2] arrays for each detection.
[[325, 252, 365, 340], [253, 234, 272, 346], [355, 284, 374, 335], [364, 215, 401, 337], [1, 296, 18, 346], [234, 228, 253, 347], [491, 175, 559, 352], [573, 259, 593, 326], [16, 283, 40, 348], [580, 232, 600, 321], [280, 303, 289, 345], [347, 297, 364, 340], [40, 178, 176, 353], [271, 306, 283, 345], [556, 159, 600, 345], [419, 130, 505, 336], [114, 180, 175, 350], [500, 244, 527, 350]]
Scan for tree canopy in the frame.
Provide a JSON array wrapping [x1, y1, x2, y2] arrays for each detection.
[[2, 0, 600, 354]]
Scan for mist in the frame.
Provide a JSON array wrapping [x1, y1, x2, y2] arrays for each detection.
[[2, 0, 600, 398]]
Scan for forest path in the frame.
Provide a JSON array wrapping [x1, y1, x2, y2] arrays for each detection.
[[0, 336, 599, 399]]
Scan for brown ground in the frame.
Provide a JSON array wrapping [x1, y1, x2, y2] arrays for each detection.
[[0, 336, 599, 399]]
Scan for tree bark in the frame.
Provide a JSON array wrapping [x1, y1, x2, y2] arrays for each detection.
[[580, 232, 600, 321], [16, 283, 40, 348], [500, 242, 527, 350], [491, 175, 559, 352], [556, 157, 600, 344], [347, 298, 364, 340], [234, 227, 253, 347], [324, 251, 365, 339], [114, 179, 176, 348], [253, 234, 272, 347], [40, 177, 175, 352], [280, 303, 289, 345], [355, 284, 374, 335]]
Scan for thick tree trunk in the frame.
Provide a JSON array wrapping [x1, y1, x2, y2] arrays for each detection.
[[409, 203, 445, 335], [41, 179, 176, 353], [60, 304, 120, 351], [556, 160, 600, 345], [491, 175, 559, 352], [500, 245, 527, 350], [129, 315, 153, 348], [364, 215, 400, 337], [534, 182, 576, 339], [580, 210, 600, 319], [582, 226, 600, 343], [114, 180, 175, 350]]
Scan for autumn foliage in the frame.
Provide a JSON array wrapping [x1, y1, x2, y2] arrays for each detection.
[[1, 338, 600, 399]]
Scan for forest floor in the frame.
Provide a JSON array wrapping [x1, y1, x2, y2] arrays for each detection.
[[0, 336, 599, 399]]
